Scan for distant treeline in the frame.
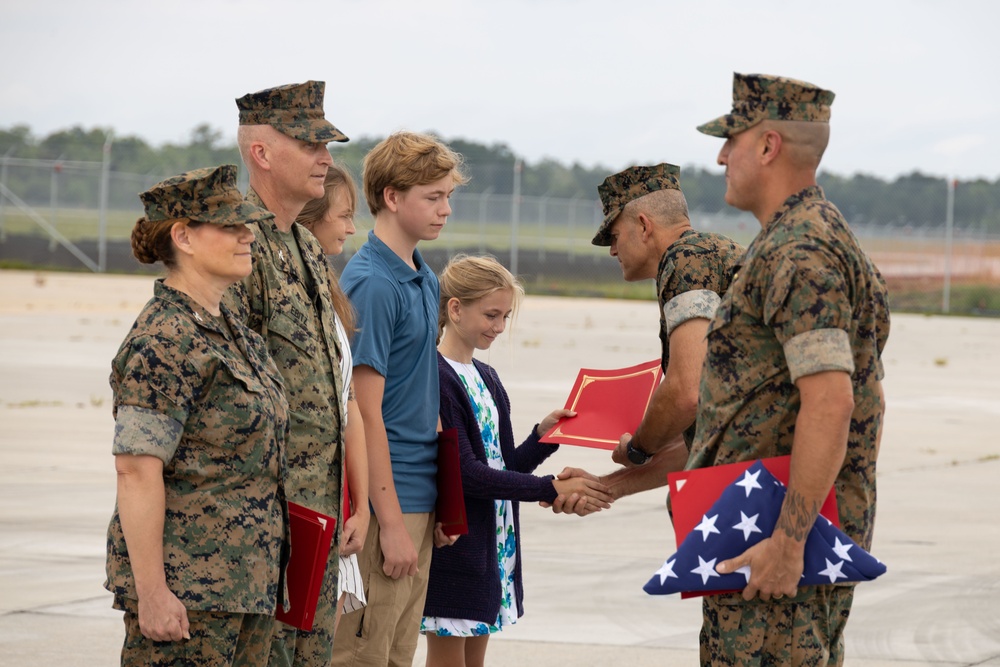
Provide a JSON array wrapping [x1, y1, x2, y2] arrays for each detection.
[[2, 124, 998, 230]]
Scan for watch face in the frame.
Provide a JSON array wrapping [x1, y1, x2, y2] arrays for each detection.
[[627, 443, 649, 465]]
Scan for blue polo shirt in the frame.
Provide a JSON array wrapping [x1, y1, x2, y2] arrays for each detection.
[[341, 231, 439, 512]]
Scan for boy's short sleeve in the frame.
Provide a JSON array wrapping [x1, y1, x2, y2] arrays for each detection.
[[346, 274, 399, 378]]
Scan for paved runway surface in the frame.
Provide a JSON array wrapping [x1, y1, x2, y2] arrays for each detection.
[[2, 270, 998, 666]]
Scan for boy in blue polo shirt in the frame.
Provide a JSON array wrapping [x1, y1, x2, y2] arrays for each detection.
[[332, 131, 467, 667]]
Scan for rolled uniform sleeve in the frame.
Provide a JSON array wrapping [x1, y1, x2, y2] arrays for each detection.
[[763, 246, 855, 382], [663, 289, 722, 336], [113, 406, 183, 464], [111, 337, 193, 465]]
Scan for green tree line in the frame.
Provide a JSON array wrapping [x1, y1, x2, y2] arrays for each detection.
[[2, 124, 998, 230]]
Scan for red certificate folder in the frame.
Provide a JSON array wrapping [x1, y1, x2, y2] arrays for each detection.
[[276, 501, 336, 631], [436, 428, 468, 536], [540, 359, 663, 449], [667, 455, 839, 599]]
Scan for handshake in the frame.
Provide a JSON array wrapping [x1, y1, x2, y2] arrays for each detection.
[[542, 466, 615, 516], [539, 431, 687, 516]]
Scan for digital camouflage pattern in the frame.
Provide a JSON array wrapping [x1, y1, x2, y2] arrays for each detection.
[[236, 81, 348, 144], [592, 163, 681, 246], [688, 186, 890, 664], [139, 164, 273, 226], [697, 72, 836, 138], [106, 281, 288, 615], [655, 229, 744, 446], [120, 600, 275, 667], [222, 188, 346, 667], [689, 185, 890, 549], [700, 586, 854, 666]]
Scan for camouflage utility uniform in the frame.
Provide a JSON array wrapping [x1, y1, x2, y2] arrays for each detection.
[[687, 186, 890, 665], [107, 280, 289, 666], [224, 187, 346, 667], [655, 229, 744, 445]]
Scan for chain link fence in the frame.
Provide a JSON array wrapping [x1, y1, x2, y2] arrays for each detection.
[[2, 157, 998, 315]]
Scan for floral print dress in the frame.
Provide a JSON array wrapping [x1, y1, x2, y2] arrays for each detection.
[[421, 359, 518, 637]]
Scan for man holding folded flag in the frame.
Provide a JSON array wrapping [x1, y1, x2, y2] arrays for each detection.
[[643, 73, 891, 666]]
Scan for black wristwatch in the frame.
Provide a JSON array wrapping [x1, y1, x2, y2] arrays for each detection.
[[626, 435, 653, 465]]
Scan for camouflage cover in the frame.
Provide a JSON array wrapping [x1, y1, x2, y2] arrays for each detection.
[[697, 73, 835, 138], [593, 163, 682, 246], [236, 81, 348, 144], [139, 164, 273, 226]]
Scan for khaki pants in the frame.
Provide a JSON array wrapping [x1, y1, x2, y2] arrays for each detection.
[[700, 585, 855, 666], [331, 512, 434, 667]]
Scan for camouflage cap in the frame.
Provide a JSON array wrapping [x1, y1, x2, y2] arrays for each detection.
[[139, 165, 273, 226], [697, 72, 835, 138], [236, 80, 348, 143], [592, 163, 681, 246]]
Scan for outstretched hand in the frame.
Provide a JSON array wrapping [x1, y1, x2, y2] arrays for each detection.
[[535, 409, 577, 438]]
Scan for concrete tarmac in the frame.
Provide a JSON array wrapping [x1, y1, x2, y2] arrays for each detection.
[[1, 269, 998, 666]]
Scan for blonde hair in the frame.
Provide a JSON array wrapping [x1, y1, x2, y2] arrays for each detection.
[[437, 254, 523, 343], [295, 164, 358, 337], [362, 131, 469, 217]]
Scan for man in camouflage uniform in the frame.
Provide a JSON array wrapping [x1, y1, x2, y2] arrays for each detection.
[[548, 164, 743, 508], [225, 81, 349, 667], [107, 165, 288, 666], [688, 73, 890, 665]]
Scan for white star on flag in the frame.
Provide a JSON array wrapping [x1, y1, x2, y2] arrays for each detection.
[[691, 556, 721, 585], [832, 537, 853, 561], [736, 565, 752, 582], [732, 511, 762, 541], [654, 559, 678, 584], [694, 514, 720, 541], [735, 468, 763, 497], [818, 558, 847, 583]]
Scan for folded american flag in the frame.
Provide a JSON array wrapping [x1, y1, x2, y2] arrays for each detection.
[[644, 460, 886, 595]]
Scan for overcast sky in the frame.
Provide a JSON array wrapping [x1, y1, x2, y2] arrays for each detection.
[[1, 0, 997, 180]]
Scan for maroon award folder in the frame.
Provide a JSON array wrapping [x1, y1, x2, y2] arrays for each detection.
[[275, 502, 336, 631], [540, 359, 663, 449], [436, 428, 468, 536]]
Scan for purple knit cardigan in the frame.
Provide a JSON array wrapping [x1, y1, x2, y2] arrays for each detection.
[[422, 353, 560, 624]]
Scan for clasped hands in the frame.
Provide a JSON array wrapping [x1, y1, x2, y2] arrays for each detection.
[[539, 430, 643, 516]]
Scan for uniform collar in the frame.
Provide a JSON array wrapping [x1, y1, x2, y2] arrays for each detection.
[[153, 280, 226, 335], [765, 185, 826, 228]]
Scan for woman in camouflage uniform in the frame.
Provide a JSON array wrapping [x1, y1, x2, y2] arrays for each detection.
[[105, 165, 289, 666]]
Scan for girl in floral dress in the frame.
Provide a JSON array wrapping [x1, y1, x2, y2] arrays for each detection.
[[420, 255, 612, 667]]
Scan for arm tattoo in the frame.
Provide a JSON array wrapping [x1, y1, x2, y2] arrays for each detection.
[[776, 488, 821, 542]]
